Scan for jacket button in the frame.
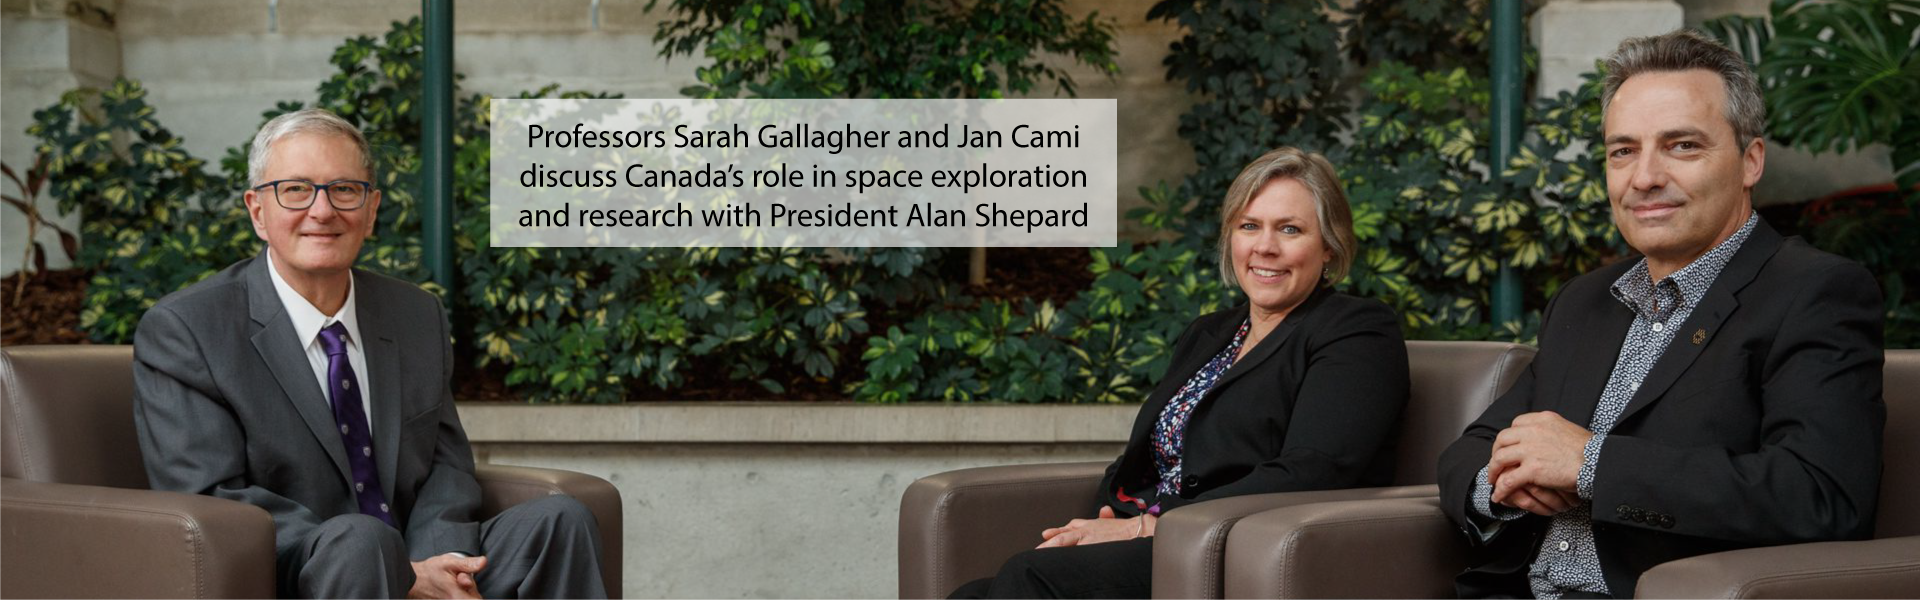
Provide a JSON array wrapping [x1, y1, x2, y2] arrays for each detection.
[[1661, 516, 1675, 529], [1181, 475, 1199, 489], [1616, 504, 1630, 516]]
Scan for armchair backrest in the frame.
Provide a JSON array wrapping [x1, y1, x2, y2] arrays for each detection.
[[1878, 349, 1919, 538], [0, 345, 148, 488], [1395, 341, 1536, 485]]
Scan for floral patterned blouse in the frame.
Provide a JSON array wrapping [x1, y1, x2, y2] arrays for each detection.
[[1146, 317, 1251, 514]]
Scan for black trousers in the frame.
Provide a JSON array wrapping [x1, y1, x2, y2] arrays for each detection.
[[277, 494, 606, 599], [949, 537, 1154, 599]]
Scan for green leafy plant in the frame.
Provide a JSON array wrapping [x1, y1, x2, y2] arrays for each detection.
[[857, 2, 1623, 402], [34, 7, 1122, 403], [652, 0, 1118, 100], [642, 0, 1132, 401], [1143, 0, 1350, 241], [1337, 63, 1623, 340], [1133, 0, 1614, 343], [854, 242, 1233, 403], [1703, 0, 1920, 346], [1703, 0, 1920, 192], [30, 80, 247, 343], [1344, 0, 1491, 74]]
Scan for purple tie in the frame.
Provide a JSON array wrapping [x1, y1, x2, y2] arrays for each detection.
[[318, 322, 394, 527]]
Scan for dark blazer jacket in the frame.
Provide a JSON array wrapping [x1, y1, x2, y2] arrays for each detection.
[[1100, 287, 1411, 516], [1437, 219, 1886, 598], [132, 253, 484, 561]]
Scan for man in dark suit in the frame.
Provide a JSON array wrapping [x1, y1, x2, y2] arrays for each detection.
[[133, 108, 606, 599], [1436, 29, 1885, 598]]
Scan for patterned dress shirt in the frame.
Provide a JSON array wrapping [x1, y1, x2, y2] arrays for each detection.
[[1471, 213, 1758, 598], [1148, 318, 1251, 514]]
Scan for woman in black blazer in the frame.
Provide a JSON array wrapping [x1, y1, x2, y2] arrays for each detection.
[[952, 147, 1411, 599]]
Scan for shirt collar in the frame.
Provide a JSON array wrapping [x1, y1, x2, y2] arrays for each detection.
[[265, 251, 362, 351], [1611, 213, 1758, 317]]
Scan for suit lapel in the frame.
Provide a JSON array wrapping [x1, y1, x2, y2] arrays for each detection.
[[1212, 319, 1295, 392], [1555, 298, 1634, 427], [1212, 287, 1327, 392], [356, 277, 405, 505], [1613, 222, 1782, 425], [245, 255, 353, 488]]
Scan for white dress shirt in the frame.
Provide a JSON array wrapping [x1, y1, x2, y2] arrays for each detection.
[[266, 252, 373, 434]]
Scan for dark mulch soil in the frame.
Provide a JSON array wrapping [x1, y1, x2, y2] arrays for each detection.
[[966, 247, 1094, 306], [2, 268, 90, 346]]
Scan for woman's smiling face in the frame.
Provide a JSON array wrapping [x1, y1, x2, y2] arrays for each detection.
[[1230, 177, 1329, 321]]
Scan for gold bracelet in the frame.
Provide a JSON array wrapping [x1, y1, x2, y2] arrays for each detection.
[[1135, 515, 1148, 538]]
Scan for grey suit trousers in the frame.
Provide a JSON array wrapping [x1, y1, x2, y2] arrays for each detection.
[[279, 493, 605, 599]]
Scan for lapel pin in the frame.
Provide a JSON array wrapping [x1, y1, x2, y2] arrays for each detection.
[[1692, 329, 1707, 345]]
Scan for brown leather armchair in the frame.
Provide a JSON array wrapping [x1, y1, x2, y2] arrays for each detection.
[[0, 345, 625, 598], [1219, 349, 1920, 599], [897, 341, 1535, 599]]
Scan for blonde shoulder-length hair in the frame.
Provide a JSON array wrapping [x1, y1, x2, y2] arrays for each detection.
[[1215, 147, 1357, 289]]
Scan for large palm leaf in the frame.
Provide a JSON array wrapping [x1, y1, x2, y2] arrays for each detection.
[[1764, 0, 1918, 153], [1704, 0, 1920, 191]]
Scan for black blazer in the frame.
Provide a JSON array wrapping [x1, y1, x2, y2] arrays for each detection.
[[1437, 219, 1886, 598], [1099, 287, 1410, 516]]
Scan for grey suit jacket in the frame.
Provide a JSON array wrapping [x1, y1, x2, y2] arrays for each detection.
[[132, 252, 482, 561]]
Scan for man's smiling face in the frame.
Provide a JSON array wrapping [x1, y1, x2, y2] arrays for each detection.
[[1602, 69, 1762, 276], [244, 132, 381, 281]]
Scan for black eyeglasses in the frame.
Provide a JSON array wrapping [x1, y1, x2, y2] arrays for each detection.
[[252, 179, 375, 211]]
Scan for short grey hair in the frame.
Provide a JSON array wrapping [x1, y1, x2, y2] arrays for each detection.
[[247, 108, 374, 187], [1216, 146, 1357, 289], [1601, 28, 1766, 150]]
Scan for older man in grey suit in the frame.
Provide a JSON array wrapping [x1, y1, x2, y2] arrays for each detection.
[[132, 108, 605, 599]]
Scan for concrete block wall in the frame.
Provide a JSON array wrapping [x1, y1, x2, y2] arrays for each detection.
[[479, 442, 1123, 599], [1, 0, 117, 277], [458, 402, 1138, 598]]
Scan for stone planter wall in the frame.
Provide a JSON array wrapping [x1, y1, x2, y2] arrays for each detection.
[[457, 402, 1136, 599]]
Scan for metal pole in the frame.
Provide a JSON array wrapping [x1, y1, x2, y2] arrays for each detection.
[[1490, 0, 1523, 328], [422, 0, 455, 298]]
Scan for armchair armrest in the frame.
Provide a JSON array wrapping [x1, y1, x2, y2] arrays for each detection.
[[1153, 484, 1438, 598], [0, 477, 276, 598], [898, 461, 1108, 599], [475, 463, 624, 599], [1222, 495, 1468, 598], [1636, 536, 1920, 598]]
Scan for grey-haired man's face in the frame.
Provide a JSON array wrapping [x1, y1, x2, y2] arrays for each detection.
[[243, 132, 381, 281], [1602, 69, 1764, 275]]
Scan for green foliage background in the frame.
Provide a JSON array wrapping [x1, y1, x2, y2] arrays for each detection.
[[25, 0, 1914, 403], [1702, 0, 1920, 346]]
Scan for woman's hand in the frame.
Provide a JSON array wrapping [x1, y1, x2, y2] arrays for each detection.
[[1036, 506, 1156, 548]]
